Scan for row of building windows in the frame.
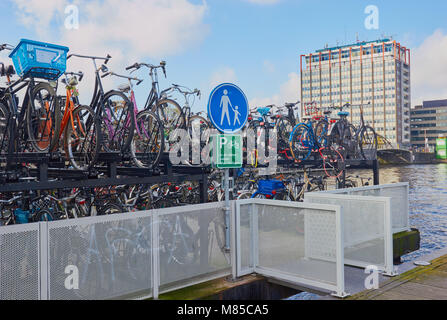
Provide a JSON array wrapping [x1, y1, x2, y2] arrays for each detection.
[[306, 44, 403, 64]]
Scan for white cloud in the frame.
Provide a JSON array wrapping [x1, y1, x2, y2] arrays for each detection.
[[249, 72, 300, 110], [411, 29, 447, 105], [209, 67, 237, 89], [11, 0, 209, 103], [244, 0, 281, 4]]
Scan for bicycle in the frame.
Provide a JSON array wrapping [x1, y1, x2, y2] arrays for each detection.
[[106, 71, 164, 169], [289, 114, 345, 179], [57, 71, 99, 170], [0, 42, 62, 160], [125, 61, 185, 149], [163, 84, 210, 166], [329, 102, 378, 160], [67, 53, 135, 156]]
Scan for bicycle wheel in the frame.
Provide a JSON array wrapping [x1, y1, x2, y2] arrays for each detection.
[[131, 110, 164, 169], [152, 98, 185, 147], [65, 105, 100, 171], [289, 124, 312, 163], [100, 91, 135, 153], [320, 146, 345, 179], [359, 125, 378, 160], [315, 120, 329, 147], [33, 209, 56, 222], [275, 116, 293, 159], [0, 101, 10, 155], [26, 82, 61, 152], [185, 115, 210, 166]]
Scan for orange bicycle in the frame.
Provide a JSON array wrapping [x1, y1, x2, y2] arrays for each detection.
[[57, 71, 99, 170]]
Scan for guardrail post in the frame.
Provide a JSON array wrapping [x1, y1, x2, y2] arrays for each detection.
[[373, 160, 380, 186], [39, 222, 49, 300], [151, 212, 160, 300]]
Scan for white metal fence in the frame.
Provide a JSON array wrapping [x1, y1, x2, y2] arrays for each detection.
[[304, 194, 395, 276], [235, 199, 348, 298], [0, 202, 231, 300], [0, 185, 406, 300], [315, 183, 410, 233]]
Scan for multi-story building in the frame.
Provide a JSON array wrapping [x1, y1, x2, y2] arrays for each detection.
[[411, 99, 447, 150], [300, 39, 411, 146]]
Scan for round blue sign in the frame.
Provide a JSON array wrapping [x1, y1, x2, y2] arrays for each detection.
[[207, 83, 249, 134]]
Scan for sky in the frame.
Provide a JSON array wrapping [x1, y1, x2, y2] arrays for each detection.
[[1, 0, 447, 113]]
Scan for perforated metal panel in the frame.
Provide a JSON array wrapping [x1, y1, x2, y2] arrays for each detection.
[[305, 193, 394, 275], [236, 199, 346, 296], [47, 213, 152, 300], [0, 224, 40, 300], [316, 183, 410, 233], [157, 203, 231, 291]]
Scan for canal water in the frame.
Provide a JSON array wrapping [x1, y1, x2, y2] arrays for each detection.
[[363, 163, 447, 262], [287, 163, 447, 300]]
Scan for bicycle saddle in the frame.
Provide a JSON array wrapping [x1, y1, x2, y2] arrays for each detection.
[[338, 111, 350, 117], [323, 110, 332, 115], [118, 83, 131, 93], [0, 64, 15, 77]]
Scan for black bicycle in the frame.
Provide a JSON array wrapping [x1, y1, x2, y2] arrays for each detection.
[[125, 61, 185, 149], [330, 102, 378, 160], [0, 44, 61, 162], [67, 53, 135, 160]]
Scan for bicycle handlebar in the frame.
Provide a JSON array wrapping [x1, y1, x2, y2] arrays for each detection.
[[107, 71, 144, 85], [125, 61, 167, 77], [68, 53, 112, 62], [0, 44, 14, 51]]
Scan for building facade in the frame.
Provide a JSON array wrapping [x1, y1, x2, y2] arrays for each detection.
[[411, 100, 447, 150], [300, 39, 411, 146]]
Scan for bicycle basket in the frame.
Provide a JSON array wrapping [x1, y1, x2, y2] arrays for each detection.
[[257, 180, 285, 195], [9, 39, 69, 80]]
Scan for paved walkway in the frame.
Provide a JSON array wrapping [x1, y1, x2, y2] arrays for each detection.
[[349, 254, 447, 300]]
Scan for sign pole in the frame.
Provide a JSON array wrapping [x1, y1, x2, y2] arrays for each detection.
[[207, 83, 249, 256], [224, 168, 230, 250]]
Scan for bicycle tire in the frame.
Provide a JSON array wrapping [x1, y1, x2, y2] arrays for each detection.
[[26, 82, 61, 152], [275, 116, 294, 158], [289, 124, 312, 163], [315, 119, 329, 147], [359, 125, 378, 160], [0, 101, 10, 156], [152, 98, 185, 148], [131, 110, 165, 169], [184, 115, 210, 166], [65, 105, 100, 171], [99, 90, 135, 153]]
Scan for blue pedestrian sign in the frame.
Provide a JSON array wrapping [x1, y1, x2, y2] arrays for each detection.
[[207, 83, 249, 134]]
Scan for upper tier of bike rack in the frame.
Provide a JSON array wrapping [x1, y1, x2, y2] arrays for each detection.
[[0, 149, 379, 197], [0, 152, 211, 203]]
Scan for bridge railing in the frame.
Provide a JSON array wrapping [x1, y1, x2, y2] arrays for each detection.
[[235, 199, 348, 298], [304, 194, 395, 276], [314, 183, 410, 233]]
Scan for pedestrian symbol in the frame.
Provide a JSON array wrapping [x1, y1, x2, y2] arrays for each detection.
[[208, 83, 249, 134]]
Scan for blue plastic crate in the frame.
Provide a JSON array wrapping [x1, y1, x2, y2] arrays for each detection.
[[257, 180, 285, 195], [9, 39, 69, 80]]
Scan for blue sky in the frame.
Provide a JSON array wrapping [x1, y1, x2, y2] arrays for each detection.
[[2, 0, 447, 111]]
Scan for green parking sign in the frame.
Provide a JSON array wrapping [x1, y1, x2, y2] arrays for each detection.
[[211, 134, 243, 169]]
